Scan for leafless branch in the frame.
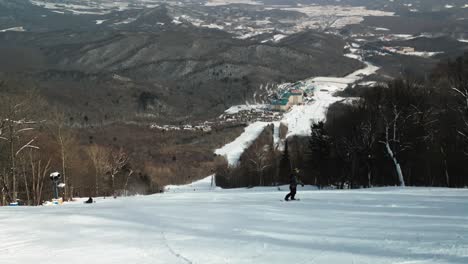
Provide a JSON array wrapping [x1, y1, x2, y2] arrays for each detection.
[[15, 138, 40, 156]]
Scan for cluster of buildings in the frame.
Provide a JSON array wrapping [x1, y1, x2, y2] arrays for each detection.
[[270, 88, 305, 111], [270, 81, 315, 112], [382, 46, 415, 54]]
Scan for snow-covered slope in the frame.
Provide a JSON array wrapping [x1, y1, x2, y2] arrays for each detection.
[[1, 187, 468, 264], [215, 122, 270, 166], [165, 175, 219, 192], [282, 60, 379, 137], [215, 46, 378, 164]]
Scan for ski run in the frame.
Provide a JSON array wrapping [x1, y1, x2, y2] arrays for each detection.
[[1, 177, 468, 264]]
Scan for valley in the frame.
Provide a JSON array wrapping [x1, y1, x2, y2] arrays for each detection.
[[0, 0, 467, 195]]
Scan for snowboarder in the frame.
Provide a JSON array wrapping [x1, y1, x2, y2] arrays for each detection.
[[84, 197, 93, 204], [284, 168, 304, 201]]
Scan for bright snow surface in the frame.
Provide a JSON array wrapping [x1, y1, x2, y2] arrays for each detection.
[[2, 179, 468, 264], [215, 122, 270, 166]]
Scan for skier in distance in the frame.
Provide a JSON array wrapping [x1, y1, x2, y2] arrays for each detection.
[[285, 168, 304, 201]]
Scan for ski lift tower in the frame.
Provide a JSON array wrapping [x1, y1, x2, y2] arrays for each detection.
[[49, 172, 61, 199]]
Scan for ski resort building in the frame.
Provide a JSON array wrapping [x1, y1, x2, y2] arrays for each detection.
[[270, 89, 304, 111], [271, 98, 290, 111]]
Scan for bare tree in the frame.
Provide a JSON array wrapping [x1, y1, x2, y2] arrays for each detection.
[[452, 87, 468, 156], [1, 168, 9, 206], [105, 148, 129, 198], [0, 91, 41, 203], [123, 169, 134, 196], [246, 144, 272, 186], [360, 121, 376, 187], [87, 144, 107, 197], [379, 104, 409, 187], [49, 110, 79, 201], [29, 150, 51, 206]]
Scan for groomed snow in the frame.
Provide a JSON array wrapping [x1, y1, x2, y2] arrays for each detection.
[[0, 27, 26, 32], [375, 27, 390, 31], [403, 51, 443, 58], [2, 185, 468, 264], [224, 104, 267, 115], [205, 0, 262, 6], [165, 175, 219, 192], [282, 60, 379, 138], [272, 34, 287, 42], [215, 122, 270, 166]]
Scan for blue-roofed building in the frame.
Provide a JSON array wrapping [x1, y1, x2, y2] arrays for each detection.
[[270, 88, 304, 111]]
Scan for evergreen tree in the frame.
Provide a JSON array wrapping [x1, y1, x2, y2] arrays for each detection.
[[278, 140, 291, 184], [308, 122, 330, 189]]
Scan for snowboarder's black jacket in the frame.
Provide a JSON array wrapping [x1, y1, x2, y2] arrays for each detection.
[[289, 175, 304, 188]]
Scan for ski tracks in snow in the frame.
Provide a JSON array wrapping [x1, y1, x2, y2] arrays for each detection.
[[131, 207, 194, 264], [161, 231, 193, 264]]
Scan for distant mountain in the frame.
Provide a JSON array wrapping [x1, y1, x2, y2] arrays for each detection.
[[0, 1, 374, 123], [0, 24, 361, 122]]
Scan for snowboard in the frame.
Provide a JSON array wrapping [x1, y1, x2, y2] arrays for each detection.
[[282, 199, 300, 202]]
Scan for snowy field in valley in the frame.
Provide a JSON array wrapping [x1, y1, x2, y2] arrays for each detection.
[[1, 178, 468, 264]]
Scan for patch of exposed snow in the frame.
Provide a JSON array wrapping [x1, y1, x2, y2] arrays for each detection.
[[201, 24, 224, 30], [205, 0, 263, 6], [267, 5, 394, 30], [375, 27, 390, 31], [224, 104, 268, 115], [112, 74, 131, 82], [114, 17, 137, 25], [345, 53, 362, 60], [171, 16, 183, 25], [165, 175, 219, 192], [236, 31, 263, 39], [0, 27, 26, 32], [380, 34, 416, 41], [272, 121, 281, 150], [30, 0, 155, 14], [404, 51, 443, 58], [383, 46, 443, 58], [272, 34, 287, 42], [358, 81, 378, 87], [262, 34, 288, 43], [341, 97, 362, 105]]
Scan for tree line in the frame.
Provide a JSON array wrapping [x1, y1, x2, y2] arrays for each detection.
[[0, 84, 139, 205]]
